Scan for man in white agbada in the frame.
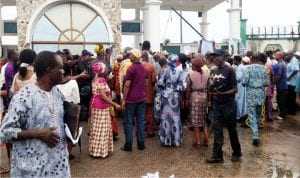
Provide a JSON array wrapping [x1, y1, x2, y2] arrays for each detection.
[[235, 56, 249, 120]]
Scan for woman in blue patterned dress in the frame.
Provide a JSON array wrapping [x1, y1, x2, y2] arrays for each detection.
[[158, 55, 187, 147], [0, 51, 70, 177]]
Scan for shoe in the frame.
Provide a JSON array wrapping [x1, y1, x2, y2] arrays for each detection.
[[192, 142, 201, 148], [138, 146, 145, 150], [147, 133, 156, 138], [206, 157, 224, 163], [231, 155, 241, 162], [204, 139, 209, 147], [241, 123, 249, 128], [276, 116, 283, 120], [120, 146, 132, 152], [113, 136, 118, 141], [69, 154, 75, 160], [0, 167, 9, 174], [252, 139, 260, 146], [138, 143, 145, 150]]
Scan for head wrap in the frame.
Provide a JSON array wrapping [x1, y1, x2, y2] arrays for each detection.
[[130, 48, 142, 59], [168, 54, 178, 72], [91, 62, 106, 75], [95, 44, 105, 55]]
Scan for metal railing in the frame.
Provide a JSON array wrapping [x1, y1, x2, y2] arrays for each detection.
[[246, 25, 300, 40]]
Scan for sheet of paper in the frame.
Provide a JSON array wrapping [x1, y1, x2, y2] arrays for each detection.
[[64, 124, 83, 145]]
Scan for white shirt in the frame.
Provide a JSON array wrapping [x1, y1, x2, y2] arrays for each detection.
[[0, 63, 8, 87], [57, 79, 80, 104]]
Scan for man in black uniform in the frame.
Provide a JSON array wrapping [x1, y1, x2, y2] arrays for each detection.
[[206, 49, 242, 163]]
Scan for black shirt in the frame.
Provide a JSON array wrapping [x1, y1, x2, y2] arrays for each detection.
[[76, 59, 91, 87], [210, 65, 237, 103]]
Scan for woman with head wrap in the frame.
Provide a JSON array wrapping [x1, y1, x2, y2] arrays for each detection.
[[157, 54, 187, 147], [186, 55, 210, 147], [88, 62, 121, 158]]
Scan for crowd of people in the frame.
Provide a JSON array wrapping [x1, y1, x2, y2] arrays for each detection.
[[0, 40, 299, 176]]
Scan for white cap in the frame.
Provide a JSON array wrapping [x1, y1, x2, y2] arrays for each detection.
[[242, 56, 250, 64], [294, 51, 300, 57]]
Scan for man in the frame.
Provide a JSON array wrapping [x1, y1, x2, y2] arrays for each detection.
[[121, 49, 148, 151], [234, 55, 248, 121], [0, 51, 70, 177], [76, 50, 93, 121], [142, 40, 155, 64], [206, 49, 242, 163], [286, 51, 299, 115], [91, 43, 112, 75], [243, 52, 269, 146], [273, 51, 288, 119], [141, 50, 156, 137], [153, 53, 161, 77]]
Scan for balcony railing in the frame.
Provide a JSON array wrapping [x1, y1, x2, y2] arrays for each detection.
[[246, 25, 300, 40]]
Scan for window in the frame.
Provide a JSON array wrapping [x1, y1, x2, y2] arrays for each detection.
[[4, 22, 17, 34], [32, 3, 112, 54]]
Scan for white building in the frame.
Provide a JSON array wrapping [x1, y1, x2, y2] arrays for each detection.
[[0, 0, 242, 56]]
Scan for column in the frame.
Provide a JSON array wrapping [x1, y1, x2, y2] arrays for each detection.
[[143, 0, 162, 52], [199, 11, 209, 39], [227, 0, 242, 54], [134, 8, 142, 49]]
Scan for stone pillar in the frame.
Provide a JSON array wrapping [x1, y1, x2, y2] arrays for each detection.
[[143, 0, 162, 52], [199, 11, 209, 39], [134, 8, 142, 49], [227, 0, 242, 54]]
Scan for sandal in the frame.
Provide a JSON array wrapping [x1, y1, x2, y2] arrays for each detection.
[[192, 142, 201, 148], [0, 167, 9, 174], [204, 139, 209, 147]]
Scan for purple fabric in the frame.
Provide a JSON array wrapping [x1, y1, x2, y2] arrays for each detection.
[[124, 62, 147, 103], [4, 62, 16, 92], [4, 62, 16, 108]]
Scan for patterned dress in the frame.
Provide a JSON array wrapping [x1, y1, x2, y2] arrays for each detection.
[[243, 64, 269, 140], [158, 67, 187, 146], [0, 84, 70, 177], [187, 70, 209, 127], [89, 77, 113, 158]]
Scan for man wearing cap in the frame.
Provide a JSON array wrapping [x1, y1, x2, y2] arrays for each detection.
[[286, 51, 300, 115], [206, 49, 242, 163], [76, 49, 93, 121], [121, 49, 148, 151]]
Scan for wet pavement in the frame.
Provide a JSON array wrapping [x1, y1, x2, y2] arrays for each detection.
[[1, 112, 300, 177]]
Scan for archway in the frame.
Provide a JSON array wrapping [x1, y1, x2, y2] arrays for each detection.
[[27, 1, 114, 55]]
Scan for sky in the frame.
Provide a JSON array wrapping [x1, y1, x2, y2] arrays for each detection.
[[122, 0, 300, 47], [1, 0, 300, 48]]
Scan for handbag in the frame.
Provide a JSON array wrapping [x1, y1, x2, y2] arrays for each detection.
[[63, 101, 81, 138]]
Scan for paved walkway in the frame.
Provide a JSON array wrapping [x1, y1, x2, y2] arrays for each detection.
[[1, 112, 300, 177]]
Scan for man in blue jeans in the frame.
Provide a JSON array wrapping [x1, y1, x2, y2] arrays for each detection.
[[121, 49, 148, 151]]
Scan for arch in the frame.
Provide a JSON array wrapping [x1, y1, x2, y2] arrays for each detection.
[[25, 0, 114, 46]]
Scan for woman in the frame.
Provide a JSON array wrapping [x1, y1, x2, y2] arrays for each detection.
[[0, 51, 70, 177], [57, 63, 80, 160], [186, 55, 210, 147], [88, 62, 121, 158], [111, 54, 123, 105], [11, 49, 37, 94], [158, 54, 187, 147]]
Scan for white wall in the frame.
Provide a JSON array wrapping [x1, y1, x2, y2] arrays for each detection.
[[247, 39, 300, 52]]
